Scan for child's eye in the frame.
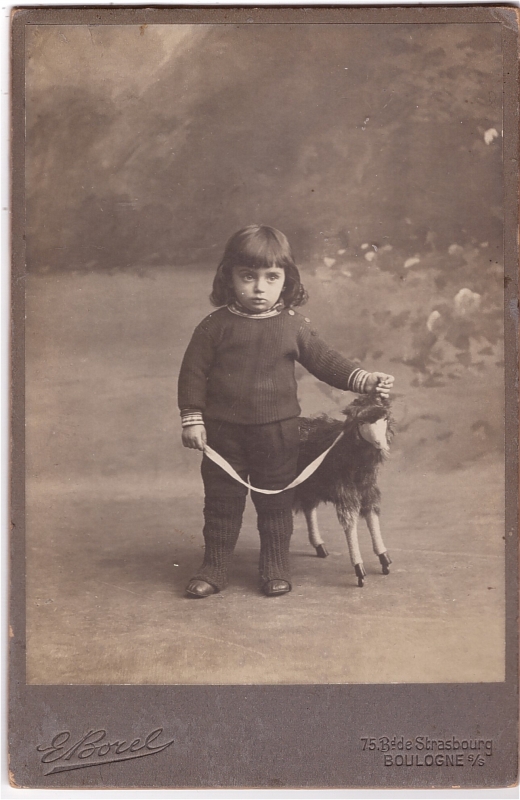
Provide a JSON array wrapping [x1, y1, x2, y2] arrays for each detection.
[[267, 273, 282, 282]]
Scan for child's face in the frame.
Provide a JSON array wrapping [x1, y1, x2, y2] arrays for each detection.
[[231, 265, 285, 312]]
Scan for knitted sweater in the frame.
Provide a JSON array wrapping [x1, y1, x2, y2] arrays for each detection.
[[178, 306, 364, 426]]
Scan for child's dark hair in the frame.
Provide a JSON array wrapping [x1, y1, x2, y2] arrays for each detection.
[[210, 224, 308, 307]]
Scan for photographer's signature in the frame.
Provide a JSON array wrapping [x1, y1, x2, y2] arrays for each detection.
[[37, 728, 174, 775]]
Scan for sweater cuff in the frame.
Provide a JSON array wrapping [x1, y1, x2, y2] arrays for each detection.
[[181, 410, 205, 428], [348, 368, 371, 394]]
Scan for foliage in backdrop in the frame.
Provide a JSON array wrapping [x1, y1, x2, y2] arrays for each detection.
[[25, 23, 505, 470], [26, 23, 502, 269]]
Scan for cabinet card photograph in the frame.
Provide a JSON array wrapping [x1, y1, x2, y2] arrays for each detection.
[[10, 5, 518, 790]]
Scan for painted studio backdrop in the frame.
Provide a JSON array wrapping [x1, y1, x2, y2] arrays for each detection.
[[25, 24, 505, 684]]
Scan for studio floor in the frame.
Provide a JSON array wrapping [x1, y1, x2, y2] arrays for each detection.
[[24, 270, 505, 684], [26, 459, 504, 685]]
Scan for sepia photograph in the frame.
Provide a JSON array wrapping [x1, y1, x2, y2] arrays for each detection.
[[9, 5, 519, 791], [23, 19, 507, 686]]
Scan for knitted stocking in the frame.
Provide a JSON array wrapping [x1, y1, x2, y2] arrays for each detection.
[[257, 507, 293, 587], [192, 496, 245, 591]]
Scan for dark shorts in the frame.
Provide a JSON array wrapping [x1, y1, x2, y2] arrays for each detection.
[[201, 417, 300, 509]]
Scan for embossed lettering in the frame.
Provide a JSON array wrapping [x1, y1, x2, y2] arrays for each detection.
[[384, 753, 466, 767], [146, 729, 171, 750], [366, 734, 494, 769], [37, 728, 174, 775], [37, 731, 73, 764], [65, 730, 106, 761]]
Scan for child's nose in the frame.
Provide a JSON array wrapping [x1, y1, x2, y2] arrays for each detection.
[[254, 280, 266, 293]]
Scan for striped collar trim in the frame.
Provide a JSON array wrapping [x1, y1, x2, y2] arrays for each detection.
[[227, 301, 285, 319]]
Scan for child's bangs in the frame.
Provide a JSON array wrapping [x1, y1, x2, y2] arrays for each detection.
[[236, 235, 289, 271]]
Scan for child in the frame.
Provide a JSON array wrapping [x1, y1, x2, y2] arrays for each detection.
[[178, 225, 394, 598]]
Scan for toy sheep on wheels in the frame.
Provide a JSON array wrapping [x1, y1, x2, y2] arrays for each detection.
[[294, 394, 394, 587]]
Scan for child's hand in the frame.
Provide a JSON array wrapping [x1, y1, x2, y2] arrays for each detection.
[[182, 424, 207, 451], [365, 372, 394, 399]]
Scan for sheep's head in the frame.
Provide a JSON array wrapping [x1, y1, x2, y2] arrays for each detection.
[[342, 394, 394, 453]]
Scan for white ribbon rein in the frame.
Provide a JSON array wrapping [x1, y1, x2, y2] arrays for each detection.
[[203, 431, 344, 495]]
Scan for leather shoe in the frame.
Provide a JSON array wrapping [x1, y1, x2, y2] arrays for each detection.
[[262, 579, 291, 597], [185, 580, 217, 598]]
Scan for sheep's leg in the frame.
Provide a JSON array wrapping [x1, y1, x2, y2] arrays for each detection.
[[337, 507, 365, 587], [365, 509, 392, 575], [304, 507, 328, 558]]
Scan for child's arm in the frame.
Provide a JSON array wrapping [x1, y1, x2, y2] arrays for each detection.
[[178, 321, 215, 450], [297, 321, 394, 396]]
